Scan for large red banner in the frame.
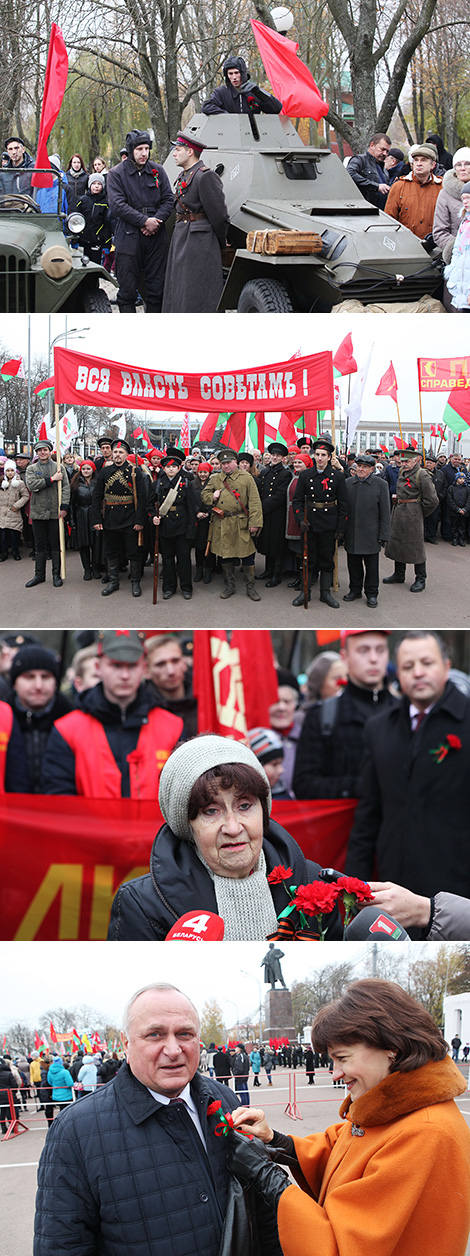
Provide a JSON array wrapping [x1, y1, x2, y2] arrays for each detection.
[[0, 796, 356, 940], [53, 346, 334, 413], [418, 357, 470, 392]]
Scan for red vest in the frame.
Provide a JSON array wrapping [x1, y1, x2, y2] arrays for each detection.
[[54, 707, 183, 798], [0, 701, 13, 793]]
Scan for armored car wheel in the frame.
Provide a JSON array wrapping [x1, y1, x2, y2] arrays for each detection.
[[237, 277, 293, 312], [81, 287, 113, 313]]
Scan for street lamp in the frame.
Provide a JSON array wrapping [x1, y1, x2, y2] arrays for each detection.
[[224, 999, 240, 1040], [271, 6, 294, 34], [241, 970, 263, 1044]]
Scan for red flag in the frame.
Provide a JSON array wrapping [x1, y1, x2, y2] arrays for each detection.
[[379, 444, 389, 454], [251, 20, 328, 121], [193, 631, 278, 738], [251, 412, 265, 450], [0, 358, 25, 379], [219, 413, 246, 450], [232, 631, 278, 727], [34, 376, 55, 396], [333, 334, 357, 377], [393, 435, 407, 449], [132, 426, 143, 438], [376, 362, 398, 403], [38, 420, 49, 441], [50, 1020, 58, 1042], [409, 436, 418, 449], [198, 412, 222, 442], [31, 25, 68, 188], [278, 413, 298, 446]]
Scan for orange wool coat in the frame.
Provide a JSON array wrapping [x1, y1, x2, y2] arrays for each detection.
[[277, 1056, 470, 1256]]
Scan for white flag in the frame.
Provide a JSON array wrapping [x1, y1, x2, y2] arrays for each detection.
[[60, 408, 79, 451], [344, 344, 374, 444], [108, 409, 127, 439]]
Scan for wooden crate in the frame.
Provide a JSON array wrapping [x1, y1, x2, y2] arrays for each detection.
[[246, 229, 323, 255]]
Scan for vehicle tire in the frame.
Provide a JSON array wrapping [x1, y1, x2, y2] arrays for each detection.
[[81, 287, 113, 313], [237, 278, 293, 313]]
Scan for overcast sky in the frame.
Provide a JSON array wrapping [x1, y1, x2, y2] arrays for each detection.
[[0, 312, 467, 430], [1, 940, 447, 1029]]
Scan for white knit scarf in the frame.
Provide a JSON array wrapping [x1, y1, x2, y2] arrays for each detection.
[[195, 845, 278, 940]]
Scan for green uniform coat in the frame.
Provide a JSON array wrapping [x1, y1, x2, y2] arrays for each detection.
[[201, 468, 263, 557], [385, 464, 438, 564]]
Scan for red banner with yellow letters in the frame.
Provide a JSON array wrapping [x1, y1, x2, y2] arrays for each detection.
[[418, 357, 470, 391], [0, 795, 356, 940]]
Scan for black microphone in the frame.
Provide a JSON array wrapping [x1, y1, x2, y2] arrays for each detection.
[[344, 906, 410, 941]]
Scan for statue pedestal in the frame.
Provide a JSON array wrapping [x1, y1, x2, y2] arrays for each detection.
[[264, 989, 295, 1042]]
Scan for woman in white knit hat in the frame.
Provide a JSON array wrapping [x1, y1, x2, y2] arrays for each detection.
[[433, 147, 470, 309], [107, 733, 342, 941], [0, 459, 29, 561]]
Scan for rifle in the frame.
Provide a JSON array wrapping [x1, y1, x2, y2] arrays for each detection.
[[131, 463, 143, 546], [152, 517, 160, 605], [302, 501, 309, 609]]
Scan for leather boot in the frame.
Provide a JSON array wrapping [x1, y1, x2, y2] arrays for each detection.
[[25, 551, 46, 588], [203, 566, 212, 584], [383, 563, 406, 584], [244, 565, 261, 601], [102, 560, 120, 596], [80, 551, 92, 581], [266, 559, 282, 588], [193, 566, 204, 582], [255, 566, 272, 581], [51, 552, 63, 587], [130, 557, 142, 597], [410, 563, 426, 593], [319, 571, 339, 608], [220, 562, 236, 598], [292, 582, 311, 606]]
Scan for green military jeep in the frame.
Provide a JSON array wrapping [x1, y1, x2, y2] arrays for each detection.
[[0, 170, 116, 312]]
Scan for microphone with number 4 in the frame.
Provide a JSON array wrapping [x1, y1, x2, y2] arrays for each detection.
[[165, 911, 225, 941]]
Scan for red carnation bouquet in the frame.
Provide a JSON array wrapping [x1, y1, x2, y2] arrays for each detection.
[[266, 866, 372, 940], [429, 733, 462, 764]]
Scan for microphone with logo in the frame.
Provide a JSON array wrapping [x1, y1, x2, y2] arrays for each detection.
[[344, 905, 410, 941], [165, 911, 225, 941]]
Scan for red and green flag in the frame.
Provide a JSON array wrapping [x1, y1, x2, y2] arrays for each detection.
[[441, 385, 470, 436], [177, 413, 190, 455], [333, 334, 357, 378], [196, 411, 229, 443], [34, 376, 55, 398], [1, 357, 25, 380]]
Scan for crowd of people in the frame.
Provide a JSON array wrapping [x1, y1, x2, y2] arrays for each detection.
[[2, 434, 468, 604], [2, 627, 470, 939], [2, 105, 469, 311]]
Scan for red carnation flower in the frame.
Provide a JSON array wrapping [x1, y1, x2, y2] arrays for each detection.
[[267, 865, 293, 885], [293, 881, 339, 917], [207, 1100, 222, 1115], [336, 876, 372, 903], [446, 734, 462, 749]]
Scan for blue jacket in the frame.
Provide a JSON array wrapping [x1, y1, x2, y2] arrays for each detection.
[[34, 1064, 281, 1256], [46, 1058, 74, 1103]]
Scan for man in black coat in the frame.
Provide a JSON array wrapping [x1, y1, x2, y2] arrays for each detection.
[[343, 454, 390, 608], [8, 645, 73, 793], [347, 133, 391, 208], [256, 442, 291, 586], [91, 438, 147, 597], [423, 454, 447, 543], [345, 630, 470, 901], [202, 56, 282, 116], [34, 984, 282, 1256], [150, 449, 197, 599], [107, 128, 174, 312], [293, 629, 395, 799], [292, 436, 348, 608]]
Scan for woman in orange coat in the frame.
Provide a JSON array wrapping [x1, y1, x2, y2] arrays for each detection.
[[228, 979, 470, 1256]]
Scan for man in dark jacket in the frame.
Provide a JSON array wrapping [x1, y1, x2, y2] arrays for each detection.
[[293, 629, 395, 799], [345, 630, 470, 901], [8, 645, 73, 793], [145, 634, 198, 737], [41, 630, 183, 796], [291, 436, 348, 608], [202, 56, 282, 116], [447, 469, 470, 545], [213, 1046, 232, 1085], [423, 454, 447, 543], [256, 442, 291, 586], [107, 128, 174, 312], [1, 136, 34, 194], [343, 454, 390, 607], [91, 437, 147, 597], [150, 449, 197, 599], [347, 133, 391, 208], [232, 1044, 250, 1104], [34, 984, 283, 1256]]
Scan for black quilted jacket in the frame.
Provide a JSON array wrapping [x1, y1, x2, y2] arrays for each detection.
[[34, 1065, 282, 1256]]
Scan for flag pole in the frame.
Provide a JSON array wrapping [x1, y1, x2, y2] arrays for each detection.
[[395, 399, 404, 445], [418, 389, 426, 466], [436, 426, 447, 455], [55, 400, 66, 579]]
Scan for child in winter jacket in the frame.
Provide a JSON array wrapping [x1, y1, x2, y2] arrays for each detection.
[[447, 470, 470, 545], [0, 459, 29, 559], [444, 181, 470, 310], [76, 173, 112, 264]]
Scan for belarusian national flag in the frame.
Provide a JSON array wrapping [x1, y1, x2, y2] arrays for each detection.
[[1, 358, 25, 379], [333, 335, 357, 377], [179, 413, 190, 455], [219, 413, 246, 450], [196, 412, 228, 443], [442, 385, 470, 436], [376, 362, 398, 402], [34, 376, 54, 397]]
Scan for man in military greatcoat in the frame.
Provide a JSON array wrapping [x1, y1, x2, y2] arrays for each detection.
[[91, 439, 146, 598], [162, 130, 229, 313], [201, 448, 263, 599], [343, 454, 390, 608], [150, 449, 197, 600], [383, 446, 438, 593], [25, 439, 70, 589], [256, 442, 292, 587], [107, 129, 174, 313], [292, 436, 348, 608]]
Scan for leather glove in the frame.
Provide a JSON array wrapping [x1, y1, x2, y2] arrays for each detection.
[[226, 1132, 290, 1210], [240, 79, 258, 94], [299, 519, 310, 532]]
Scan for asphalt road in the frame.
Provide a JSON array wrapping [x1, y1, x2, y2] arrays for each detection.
[[1, 537, 469, 631], [2, 1065, 470, 1256]]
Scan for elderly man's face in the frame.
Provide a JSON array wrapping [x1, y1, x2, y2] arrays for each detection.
[[411, 155, 434, 183], [122, 988, 200, 1096], [356, 462, 374, 479]]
